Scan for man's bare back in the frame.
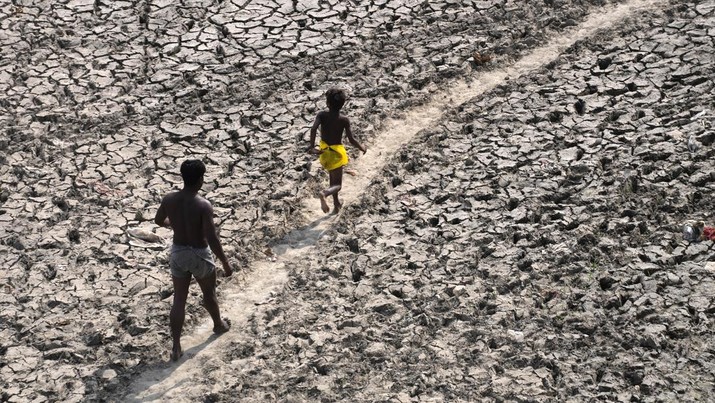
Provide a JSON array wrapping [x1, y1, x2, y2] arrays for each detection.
[[158, 191, 211, 248]]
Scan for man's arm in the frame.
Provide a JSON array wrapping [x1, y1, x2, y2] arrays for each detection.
[[154, 197, 171, 228], [344, 118, 366, 154], [307, 113, 322, 154], [201, 201, 232, 276]]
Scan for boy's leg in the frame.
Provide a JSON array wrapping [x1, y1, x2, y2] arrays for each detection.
[[196, 270, 230, 334], [327, 167, 343, 213], [323, 167, 343, 197], [170, 275, 191, 361], [318, 192, 330, 213], [319, 167, 343, 214]]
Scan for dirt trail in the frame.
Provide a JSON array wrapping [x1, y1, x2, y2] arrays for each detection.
[[126, 0, 666, 400]]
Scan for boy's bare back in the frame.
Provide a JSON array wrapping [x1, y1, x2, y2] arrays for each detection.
[[316, 110, 350, 145]]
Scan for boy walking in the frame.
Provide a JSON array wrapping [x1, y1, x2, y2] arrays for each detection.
[[307, 88, 366, 214], [154, 159, 232, 362]]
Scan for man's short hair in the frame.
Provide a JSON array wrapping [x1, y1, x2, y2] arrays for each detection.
[[326, 88, 346, 111], [180, 159, 206, 187]]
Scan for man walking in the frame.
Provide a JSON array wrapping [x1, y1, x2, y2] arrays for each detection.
[[154, 159, 232, 361]]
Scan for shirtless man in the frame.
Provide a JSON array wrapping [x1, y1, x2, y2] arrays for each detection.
[[307, 88, 366, 214], [154, 159, 232, 362]]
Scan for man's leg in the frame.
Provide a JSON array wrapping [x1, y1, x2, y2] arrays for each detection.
[[170, 275, 191, 361], [195, 271, 230, 334]]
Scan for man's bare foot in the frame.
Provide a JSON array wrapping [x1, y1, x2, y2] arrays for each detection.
[[318, 193, 329, 213], [345, 169, 357, 177], [331, 203, 342, 215], [170, 347, 183, 362], [213, 318, 231, 334]]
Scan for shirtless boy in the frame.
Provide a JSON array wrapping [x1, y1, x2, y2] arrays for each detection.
[[307, 88, 366, 214], [154, 159, 232, 362]]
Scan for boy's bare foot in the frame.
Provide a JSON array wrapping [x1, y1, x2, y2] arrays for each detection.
[[331, 203, 342, 215], [345, 169, 357, 177], [213, 318, 231, 334], [170, 347, 183, 362], [318, 193, 330, 213]]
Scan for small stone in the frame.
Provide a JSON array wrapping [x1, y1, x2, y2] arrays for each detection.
[[102, 369, 117, 380]]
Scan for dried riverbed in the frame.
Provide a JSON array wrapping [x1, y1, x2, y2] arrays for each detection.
[[1, 0, 713, 402]]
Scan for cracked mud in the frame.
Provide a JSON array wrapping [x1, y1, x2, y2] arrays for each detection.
[[1, 0, 714, 402]]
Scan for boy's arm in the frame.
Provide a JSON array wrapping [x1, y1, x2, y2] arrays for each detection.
[[202, 201, 232, 276], [345, 118, 366, 154], [307, 113, 321, 152], [154, 197, 171, 228]]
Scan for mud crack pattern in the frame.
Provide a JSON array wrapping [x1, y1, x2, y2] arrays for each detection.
[[2, 0, 714, 402]]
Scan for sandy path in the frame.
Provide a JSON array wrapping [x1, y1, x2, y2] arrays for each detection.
[[126, 0, 666, 400]]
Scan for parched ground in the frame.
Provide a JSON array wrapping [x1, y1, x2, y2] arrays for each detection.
[[1, 0, 714, 402], [203, 1, 715, 402]]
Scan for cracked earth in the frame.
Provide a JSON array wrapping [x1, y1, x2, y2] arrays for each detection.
[[1, 0, 714, 402]]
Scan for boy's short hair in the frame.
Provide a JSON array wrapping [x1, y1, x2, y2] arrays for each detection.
[[180, 159, 206, 187], [326, 88, 346, 111]]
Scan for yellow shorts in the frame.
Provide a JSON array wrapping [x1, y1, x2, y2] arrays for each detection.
[[319, 140, 348, 171]]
